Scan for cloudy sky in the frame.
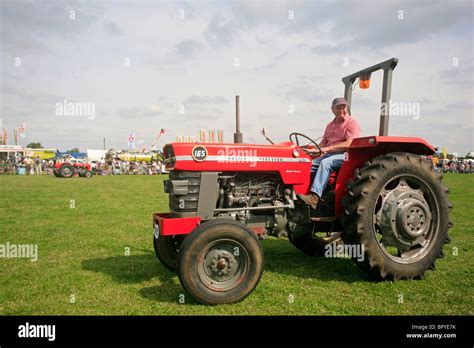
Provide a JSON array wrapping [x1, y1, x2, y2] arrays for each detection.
[[1, 0, 473, 155]]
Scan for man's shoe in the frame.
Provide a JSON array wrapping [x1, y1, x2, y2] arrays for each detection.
[[297, 192, 319, 210]]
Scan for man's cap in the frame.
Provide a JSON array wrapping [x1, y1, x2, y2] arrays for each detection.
[[332, 97, 348, 108]]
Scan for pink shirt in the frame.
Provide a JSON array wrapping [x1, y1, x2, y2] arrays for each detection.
[[321, 116, 361, 147]]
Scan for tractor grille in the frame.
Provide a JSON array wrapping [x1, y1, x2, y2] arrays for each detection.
[[166, 171, 201, 215]]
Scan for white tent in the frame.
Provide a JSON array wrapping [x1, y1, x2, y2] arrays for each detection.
[[87, 149, 107, 161]]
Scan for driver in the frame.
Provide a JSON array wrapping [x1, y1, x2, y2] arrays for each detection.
[[297, 97, 361, 210]]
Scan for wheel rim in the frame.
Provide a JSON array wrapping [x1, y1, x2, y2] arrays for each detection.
[[373, 174, 440, 264], [62, 167, 71, 176], [198, 239, 249, 292]]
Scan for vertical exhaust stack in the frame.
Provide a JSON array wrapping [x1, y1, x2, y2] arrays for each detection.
[[234, 95, 243, 143]]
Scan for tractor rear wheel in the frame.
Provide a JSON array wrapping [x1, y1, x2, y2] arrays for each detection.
[[178, 219, 264, 305], [289, 231, 342, 257], [59, 164, 75, 178], [84, 171, 93, 178], [341, 152, 452, 280], [153, 225, 185, 272]]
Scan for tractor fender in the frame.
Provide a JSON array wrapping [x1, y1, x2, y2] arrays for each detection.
[[334, 136, 435, 217]]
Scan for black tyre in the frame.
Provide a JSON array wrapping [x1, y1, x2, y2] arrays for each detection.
[[289, 231, 342, 257], [53, 168, 60, 177], [153, 225, 185, 272], [59, 164, 75, 178], [84, 171, 93, 178], [178, 219, 264, 305], [341, 152, 452, 280]]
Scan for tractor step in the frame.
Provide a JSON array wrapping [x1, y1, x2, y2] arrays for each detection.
[[310, 216, 335, 222]]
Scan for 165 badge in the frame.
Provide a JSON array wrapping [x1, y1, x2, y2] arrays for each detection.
[[192, 146, 207, 162]]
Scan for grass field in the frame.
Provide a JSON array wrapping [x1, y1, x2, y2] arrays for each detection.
[[0, 174, 472, 315]]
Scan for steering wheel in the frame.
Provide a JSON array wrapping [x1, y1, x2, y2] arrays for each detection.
[[289, 132, 322, 157]]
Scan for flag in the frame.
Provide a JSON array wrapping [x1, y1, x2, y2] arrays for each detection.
[[4, 128, 8, 145], [151, 129, 166, 147], [218, 130, 224, 143], [14, 129, 18, 145], [128, 134, 135, 149], [209, 130, 215, 143], [18, 123, 26, 138], [199, 129, 206, 142], [442, 148, 447, 160]]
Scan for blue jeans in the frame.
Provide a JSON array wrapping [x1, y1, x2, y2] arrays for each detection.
[[310, 153, 345, 197]]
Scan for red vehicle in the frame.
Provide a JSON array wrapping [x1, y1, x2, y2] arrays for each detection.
[[53, 158, 93, 178], [153, 58, 452, 305]]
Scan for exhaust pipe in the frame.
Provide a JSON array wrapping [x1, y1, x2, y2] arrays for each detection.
[[234, 95, 243, 143]]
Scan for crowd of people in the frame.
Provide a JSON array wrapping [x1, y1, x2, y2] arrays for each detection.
[[93, 158, 166, 175], [0, 155, 167, 175], [436, 160, 474, 174], [0, 156, 52, 175], [1, 155, 473, 175]]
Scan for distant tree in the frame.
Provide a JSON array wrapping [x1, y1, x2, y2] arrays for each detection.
[[67, 148, 80, 153], [26, 142, 43, 149]]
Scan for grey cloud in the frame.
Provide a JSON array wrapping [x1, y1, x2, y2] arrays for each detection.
[[204, 14, 239, 47], [1, 0, 100, 55], [255, 35, 267, 45], [439, 60, 474, 87], [251, 51, 288, 71], [280, 80, 333, 104], [311, 43, 351, 55], [184, 95, 229, 104], [285, 0, 473, 50], [104, 21, 124, 36], [175, 40, 203, 58], [444, 101, 474, 111], [117, 106, 160, 119]]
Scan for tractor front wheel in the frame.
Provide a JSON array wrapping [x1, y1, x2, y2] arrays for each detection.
[[178, 219, 264, 305], [341, 152, 452, 280]]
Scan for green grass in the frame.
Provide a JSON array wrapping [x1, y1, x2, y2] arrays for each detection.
[[0, 174, 472, 315]]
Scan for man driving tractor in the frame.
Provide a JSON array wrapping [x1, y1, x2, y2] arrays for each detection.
[[297, 97, 361, 210]]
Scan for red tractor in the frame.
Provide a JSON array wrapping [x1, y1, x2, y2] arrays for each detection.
[[53, 158, 93, 178], [153, 58, 452, 305]]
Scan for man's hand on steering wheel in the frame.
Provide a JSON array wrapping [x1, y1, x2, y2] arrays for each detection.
[[289, 132, 323, 157]]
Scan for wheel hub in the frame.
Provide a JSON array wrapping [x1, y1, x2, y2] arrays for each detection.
[[205, 249, 238, 281], [377, 181, 432, 250]]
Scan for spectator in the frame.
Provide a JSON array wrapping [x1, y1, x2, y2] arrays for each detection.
[[34, 156, 42, 175]]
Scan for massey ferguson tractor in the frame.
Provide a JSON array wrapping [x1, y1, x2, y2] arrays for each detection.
[[53, 158, 93, 178], [152, 58, 452, 305]]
